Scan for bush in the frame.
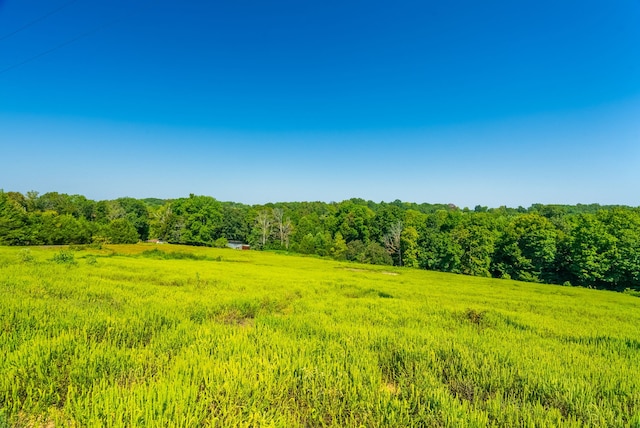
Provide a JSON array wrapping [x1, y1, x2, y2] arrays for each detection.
[[52, 250, 76, 265], [346, 240, 366, 262], [141, 248, 208, 261], [92, 236, 110, 246], [363, 242, 393, 265], [18, 249, 34, 263], [345, 240, 393, 265], [623, 288, 640, 297], [213, 237, 229, 248], [463, 308, 486, 326]]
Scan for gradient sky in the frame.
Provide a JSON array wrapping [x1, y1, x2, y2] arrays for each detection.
[[1, 0, 639, 207]]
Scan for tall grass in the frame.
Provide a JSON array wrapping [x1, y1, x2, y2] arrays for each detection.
[[1, 244, 639, 427]]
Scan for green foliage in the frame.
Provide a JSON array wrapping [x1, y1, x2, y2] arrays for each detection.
[[36, 192, 91, 217], [335, 200, 374, 243], [401, 225, 419, 268], [141, 248, 209, 261], [623, 288, 640, 297], [213, 237, 229, 248], [103, 219, 139, 244], [148, 203, 175, 242], [170, 195, 223, 246], [492, 214, 557, 282], [346, 240, 393, 265], [0, 191, 29, 245], [18, 249, 34, 263], [345, 239, 365, 261], [29, 212, 93, 245], [363, 241, 393, 265], [330, 232, 347, 260], [51, 250, 76, 265], [1, 190, 639, 291], [417, 210, 463, 273], [141, 197, 167, 208], [452, 226, 490, 276], [219, 205, 250, 241], [595, 209, 640, 289], [116, 197, 151, 241]]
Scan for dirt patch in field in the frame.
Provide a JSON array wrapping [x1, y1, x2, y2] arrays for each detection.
[[380, 382, 399, 395], [222, 316, 253, 328]]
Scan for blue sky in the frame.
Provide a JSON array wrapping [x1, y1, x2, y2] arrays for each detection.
[[1, 0, 639, 207]]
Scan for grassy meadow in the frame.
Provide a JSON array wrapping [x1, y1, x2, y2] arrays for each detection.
[[1, 244, 639, 427]]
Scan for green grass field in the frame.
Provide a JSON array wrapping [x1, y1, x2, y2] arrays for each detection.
[[1, 244, 639, 427]]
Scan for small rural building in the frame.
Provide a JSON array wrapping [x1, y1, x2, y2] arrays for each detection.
[[227, 240, 250, 250], [146, 239, 166, 244]]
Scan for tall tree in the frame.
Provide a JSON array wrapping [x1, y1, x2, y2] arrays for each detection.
[[272, 207, 293, 248], [451, 218, 495, 277], [401, 225, 419, 268], [149, 203, 174, 240], [417, 210, 463, 273], [103, 218, 139, 244], [220, 204, 250, 242], [592, 209, 640, 289], [566, 213, 616, 288], [171, 195, 223, 246], [281, 218, 293, 249], [383, 220, 403, 266], [117, 197, 151, 241], [331, 232, 348, 260], [106, 201, 126, 221], [492, 213, 557, 282], [0, 191, 28, 245], [335, 201, 374, 243], [255, 209, 272, 248]]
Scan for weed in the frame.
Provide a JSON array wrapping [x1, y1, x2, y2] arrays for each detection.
[[141, 248, 208, 261], [51, 250, 76, 265], [18, 249, 34, 263], [463, 308, 486, 326]]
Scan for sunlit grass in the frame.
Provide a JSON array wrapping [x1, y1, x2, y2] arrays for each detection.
[[1, 244, 639, 427]]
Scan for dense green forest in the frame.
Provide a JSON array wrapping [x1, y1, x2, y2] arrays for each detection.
[[1, 190, 639, 292]]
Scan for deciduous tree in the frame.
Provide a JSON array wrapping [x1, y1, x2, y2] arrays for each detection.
[[383, 220, 403, 266]]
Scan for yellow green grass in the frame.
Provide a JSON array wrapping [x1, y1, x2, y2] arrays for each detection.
[[1, 244, 639, 427]]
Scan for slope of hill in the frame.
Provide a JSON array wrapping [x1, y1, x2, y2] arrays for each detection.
[[1, 244, 639, 427]]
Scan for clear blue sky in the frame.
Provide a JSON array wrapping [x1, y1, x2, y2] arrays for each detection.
[[1, 0, 639, 207]]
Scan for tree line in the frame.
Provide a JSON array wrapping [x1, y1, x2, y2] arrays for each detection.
[[1, 190, 639, 291]]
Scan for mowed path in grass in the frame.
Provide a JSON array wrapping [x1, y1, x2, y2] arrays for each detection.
[[1, 244, 639, 427]]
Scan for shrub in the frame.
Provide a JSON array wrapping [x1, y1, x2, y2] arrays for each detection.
[[464, 308, 486, 325], [213, 237, 229, 248], [623, 288, 640, 297], [141, 248, 208, 261], [52, 250, 76, 265], [18, 249, 34, 263]]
